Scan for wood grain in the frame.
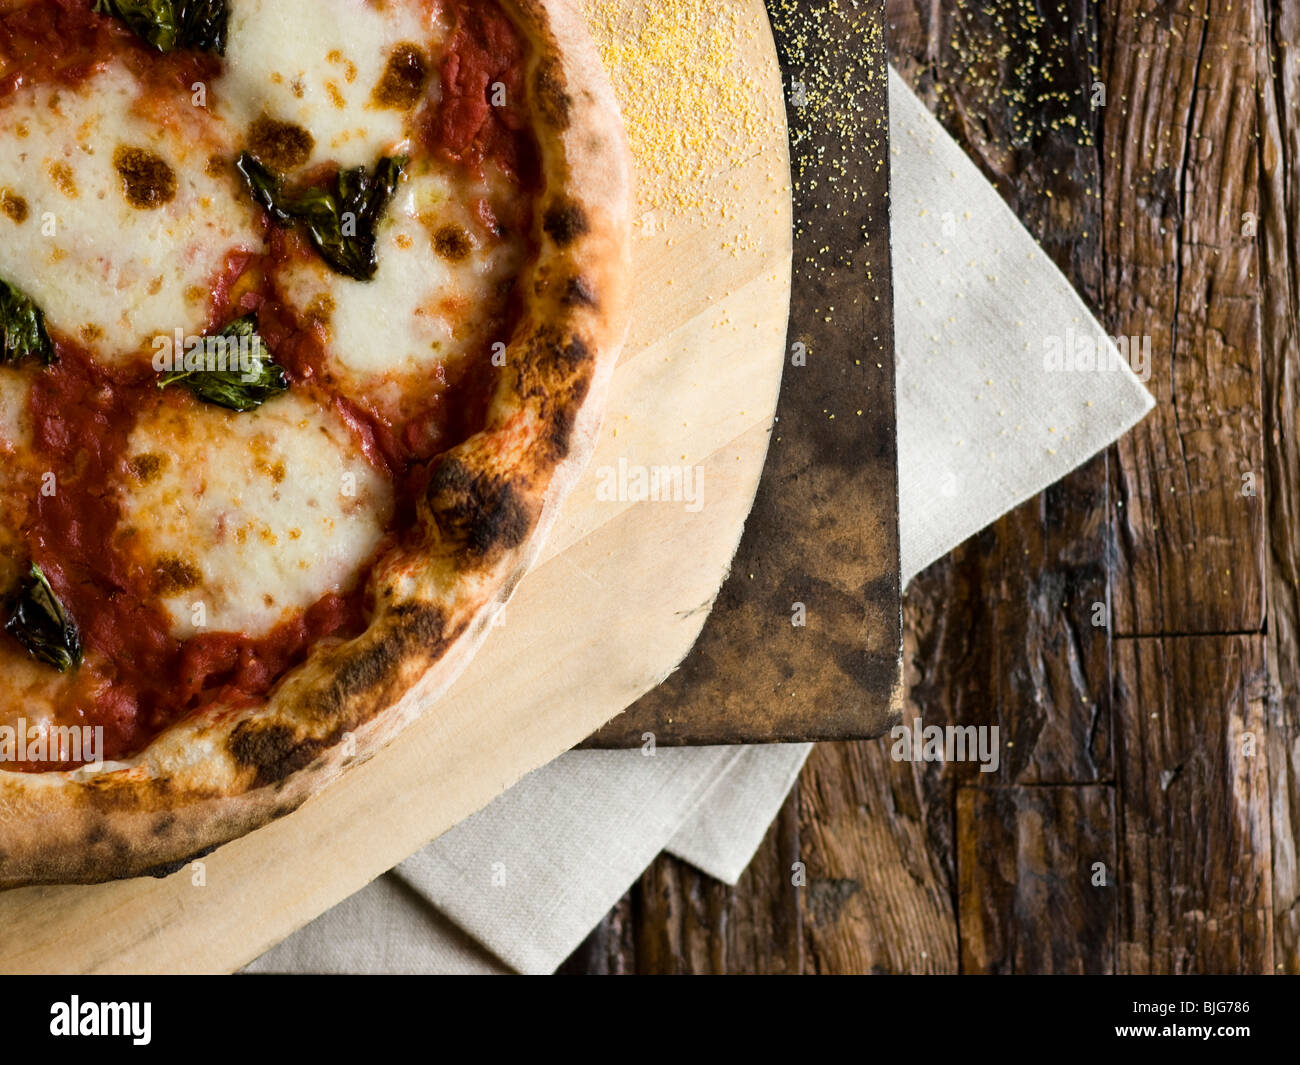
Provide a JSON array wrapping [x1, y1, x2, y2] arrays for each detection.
[[1113, 636, 1271, 974], [957, 786, 1116, 974], [1104, 0, 1265, 636], [798, 740, 957, 973], [1252, 0, 1300, 975]]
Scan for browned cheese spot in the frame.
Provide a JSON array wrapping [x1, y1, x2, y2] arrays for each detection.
[[128, 453, 166, 483], [154, 555, 202, 594], [431, 223, 472, 261], [257, 458, 287, 484], [113, 146, 176, 209], [305, 292, 335, 327], [246, 115, 315, 172], [48, 161, 78, 198], [0, 188, 28, 223], [371, 43, 429, 109]]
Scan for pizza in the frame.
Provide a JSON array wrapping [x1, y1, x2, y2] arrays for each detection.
[[0, 0, 629, 886]]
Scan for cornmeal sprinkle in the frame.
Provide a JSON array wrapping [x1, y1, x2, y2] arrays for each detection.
[[579, 0, 785, 239]]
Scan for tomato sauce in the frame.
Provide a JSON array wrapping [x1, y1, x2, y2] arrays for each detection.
[[21, 346, 370, 763], [1, 0, 541, 767], [422, 1, 540, 189], [0, 0, 217, 101]]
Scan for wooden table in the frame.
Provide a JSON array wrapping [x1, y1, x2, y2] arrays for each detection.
[[561, 0, 1297, 974]]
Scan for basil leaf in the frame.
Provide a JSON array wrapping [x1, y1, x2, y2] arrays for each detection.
[[0, 277, 53, 367], [237, 152, 408, 281], [93, 0, 228, 55], [5, 564, 81, 672], [158, 313, 289, 412]]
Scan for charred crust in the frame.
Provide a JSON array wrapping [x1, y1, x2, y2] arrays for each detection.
[[229, 722, 326, 789], [389, 602, 446, 645], [428, 459, 532, 559], [534, 57, 571, 130], [543, 200, 588, 247], [335, 643, 399, 701], [304, 606, 444, 720], [152, 813, 177, 837], [141, 843, 219, 881], [529, 324, 592, 372], [560, 274, 597, 307], [547, 398, 578, 461], [556, 332, 592, 366]]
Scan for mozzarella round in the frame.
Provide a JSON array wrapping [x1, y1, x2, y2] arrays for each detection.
[[0, 66, 263, 363], [115, 390, 393, 639], [217, 0, 445, 172]]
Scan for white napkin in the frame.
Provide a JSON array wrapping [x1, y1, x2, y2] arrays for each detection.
[[244, 67, 1154, 975]]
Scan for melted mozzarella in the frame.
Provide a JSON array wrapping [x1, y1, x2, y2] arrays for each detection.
[[274, 160, 524, 412], [0, 66, 263, 362], [217, 0, 444, 171], [0, 648, 67, 739], [115, 391, 393, 638]]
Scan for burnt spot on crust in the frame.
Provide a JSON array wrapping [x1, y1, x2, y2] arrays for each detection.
[[142, 843, 220, 881], [371, 43, 429, 109], [534, 57, 571, 130], [152, 813, 176, 837], [521, 326, 593, 383], [427, 458, 531, 560], [304, 604, 445, 720], [509, 327, 597, 463], [388, 602, 446, 646], [543, 200, 588, 248], [561, 274, 597, 307], [229, 722, 326, 789], [113, 146, 177, 209], [246, 114, 315, 171]]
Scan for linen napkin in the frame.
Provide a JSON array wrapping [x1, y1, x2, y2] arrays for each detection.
[[244, 66, 1154, 975]]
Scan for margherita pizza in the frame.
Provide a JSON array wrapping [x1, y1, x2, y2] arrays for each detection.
[[0, 0, 629, 886]]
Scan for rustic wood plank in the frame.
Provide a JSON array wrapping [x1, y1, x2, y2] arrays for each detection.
[[956, 785, 1117, 974], [886, 0, 1110, 786], [797, 740, 958, 973], [1103, 0, 1266, 635], [1114, 635, 1272, 973], [1253, 0, 1300, 975], [582, 792, 804, 974]]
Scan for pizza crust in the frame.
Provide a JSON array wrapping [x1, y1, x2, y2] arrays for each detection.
[[0, 0, 630, 888]]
